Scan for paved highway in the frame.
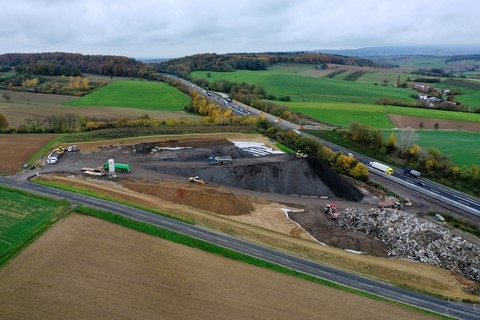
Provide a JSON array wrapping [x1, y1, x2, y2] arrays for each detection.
[[1, 176, 479, 319]]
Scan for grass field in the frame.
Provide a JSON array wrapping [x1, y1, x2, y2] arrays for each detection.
[[284, 102, 393, 128], [64, 79, 191, 110], [0, 186, 69, 265], [192, 70, 416, 104], [387, 106, 480, 122], [414, 131, 480, 168]]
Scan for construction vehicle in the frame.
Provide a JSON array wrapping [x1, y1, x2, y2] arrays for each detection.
[[403, 167, 421, 178], [189, 176, 207, 184], [369, 161, 393, 175], [295, 150, 308, 158], [208, 155, 232, 165], [103, 162, 131, 173], [150, 146, 165, 154], [378, 201, 403, 209], [83, 167, 105, 176], [324, 203, 340, 219]]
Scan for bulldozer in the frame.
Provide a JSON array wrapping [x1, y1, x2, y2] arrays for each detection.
[[324, 203, 340, 219], [189, 176, 207, 185], [295, 150, 308, 158]]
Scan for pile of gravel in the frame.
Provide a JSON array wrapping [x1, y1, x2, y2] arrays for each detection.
[[338, 207, 480, 285]]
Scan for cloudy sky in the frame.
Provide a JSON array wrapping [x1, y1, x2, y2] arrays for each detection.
[[2, 0, 479, 59]]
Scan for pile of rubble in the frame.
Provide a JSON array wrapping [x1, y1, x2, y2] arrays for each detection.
[[338, 207, 480, 285]]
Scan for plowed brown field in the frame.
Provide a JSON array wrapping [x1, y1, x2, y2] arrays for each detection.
[[0, 214, 438, 320]]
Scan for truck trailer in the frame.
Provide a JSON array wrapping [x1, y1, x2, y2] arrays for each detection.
[[103, 162, 131, 173], [369, 161, 394, 175], [403, 167, 421, 178], [208, 155, 232, 165]]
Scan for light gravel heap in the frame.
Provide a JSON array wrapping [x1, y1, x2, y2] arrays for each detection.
[[338, 207, 480, 286]]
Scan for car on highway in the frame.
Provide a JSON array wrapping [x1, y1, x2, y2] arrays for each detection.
[[418, 181, 426, 187]]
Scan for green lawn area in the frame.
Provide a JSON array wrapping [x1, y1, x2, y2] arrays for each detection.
[[0, 186, 70, 265], [64, 80, 191, 110]]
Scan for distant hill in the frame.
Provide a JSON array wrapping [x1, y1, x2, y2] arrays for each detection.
[[153, 52, 377, 78], [315, 45, 480, 57]]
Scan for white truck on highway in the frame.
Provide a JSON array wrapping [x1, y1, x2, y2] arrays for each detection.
[[369, 161, 394, 175]]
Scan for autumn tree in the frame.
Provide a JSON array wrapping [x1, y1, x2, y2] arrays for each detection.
[[396, 127, 418, 155], [387, 132, 396, 151], [349, 162, 369, 181], [0, 114, 8, 129]]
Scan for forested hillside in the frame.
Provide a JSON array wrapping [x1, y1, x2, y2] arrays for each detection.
[[154, 52, 377, 78], [0, 52, 148, 77]]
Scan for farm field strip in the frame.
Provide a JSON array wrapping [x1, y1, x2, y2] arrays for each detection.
[[64, 79, 191, 110], [0, 186, 68, 265], [387, 106, 480, 122], [283, 102, 393, 128]]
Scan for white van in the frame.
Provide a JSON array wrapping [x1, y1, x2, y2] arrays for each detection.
[[46, 158, 57, 164]]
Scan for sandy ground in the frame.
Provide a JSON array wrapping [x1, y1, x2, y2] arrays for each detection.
[[0, 214, 439, 320]]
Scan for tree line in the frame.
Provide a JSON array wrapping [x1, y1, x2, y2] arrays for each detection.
[[0, 52, 149, 77], [154, 52, 377, 78]]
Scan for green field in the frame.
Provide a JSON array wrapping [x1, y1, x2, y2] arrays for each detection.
[[0, 186, 69, 265], [383, 130, 480, 168], [284, 102, 393, 128], [65, 80, 191, 110], [387, 106, 480, 122], [192, 70, 416, 104]]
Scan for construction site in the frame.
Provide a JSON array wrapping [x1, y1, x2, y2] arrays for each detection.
[[35, 135, 434, 257]]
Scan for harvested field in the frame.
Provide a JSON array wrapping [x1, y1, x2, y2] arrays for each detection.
[[0, 214, 438, 320], [0, 134, 58, 175], [389, 114, 480, 131]]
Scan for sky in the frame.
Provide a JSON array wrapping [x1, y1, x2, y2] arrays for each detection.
[[2, 0, 479, 59]]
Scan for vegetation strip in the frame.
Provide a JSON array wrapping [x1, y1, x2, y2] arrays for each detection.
[[76, 205, 449, 319], [32, 178, 194, 225], [0, 185, 70, 266]]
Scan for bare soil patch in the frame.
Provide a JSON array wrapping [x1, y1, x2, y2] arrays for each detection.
[[389, 114, 480, 131], [0, 133, 58, 175], [0, 214, 438, 320]]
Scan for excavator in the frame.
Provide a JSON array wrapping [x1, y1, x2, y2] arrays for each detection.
[[324, 203, 340, 219]]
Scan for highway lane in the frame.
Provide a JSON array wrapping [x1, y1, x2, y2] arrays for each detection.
[[302, 132, 480, 218], [1, 176, 479, 319]]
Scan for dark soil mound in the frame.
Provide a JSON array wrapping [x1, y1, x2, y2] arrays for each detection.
[[149, 155, 362, 201]]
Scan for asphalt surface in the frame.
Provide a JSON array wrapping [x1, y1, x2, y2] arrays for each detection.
[[1, 175, 479, 319]]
